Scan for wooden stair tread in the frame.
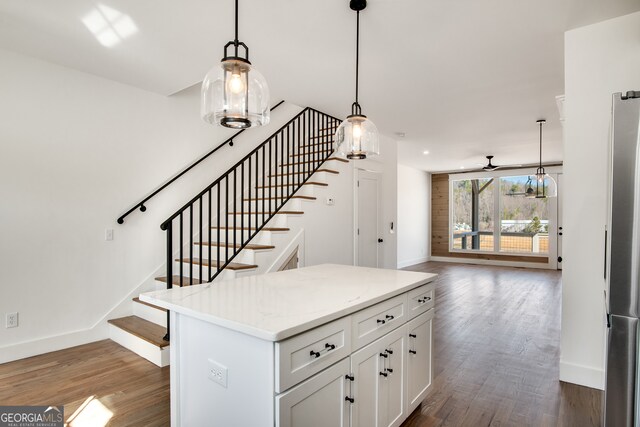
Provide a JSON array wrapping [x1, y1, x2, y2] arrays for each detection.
[[228, 210, 304, 215], [269, 169, 338, 177], [194, 242, 275, 250], [290, 151, 333, 158], [309, 135, 336, 140], [132, 297, 167, 312], [256, 181, 328, 188], [108, 316, 169, 348], [211, 226, 290, 231], [176, 258, 258, 270], [280, 157, 348, 167], [155, 275, 203, 286], [243, 195, 316, 201]]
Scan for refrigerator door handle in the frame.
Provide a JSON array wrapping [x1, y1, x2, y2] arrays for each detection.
[[604, 228, 608, 280], [605, 290, 611, 328]]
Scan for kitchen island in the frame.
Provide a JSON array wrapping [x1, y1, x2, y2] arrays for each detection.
[[141, 263, 437, 427]]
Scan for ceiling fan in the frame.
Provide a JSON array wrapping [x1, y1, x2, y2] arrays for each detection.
[[479, 155, 500, 171]]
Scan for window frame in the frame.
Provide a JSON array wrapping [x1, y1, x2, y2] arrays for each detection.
[[448, 167, 561, 261]]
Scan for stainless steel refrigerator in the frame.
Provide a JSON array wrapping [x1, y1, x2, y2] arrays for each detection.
[[605, 90, 640, 427]]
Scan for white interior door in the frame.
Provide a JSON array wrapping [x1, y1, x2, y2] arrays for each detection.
[[357, 170, 381, 268]]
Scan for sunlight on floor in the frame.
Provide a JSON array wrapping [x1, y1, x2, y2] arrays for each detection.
[[66, 396, 113, 427]]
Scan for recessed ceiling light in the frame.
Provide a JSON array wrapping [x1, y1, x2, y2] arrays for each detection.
[[395, 132, 406, 138], [423, 150, 429, 155]]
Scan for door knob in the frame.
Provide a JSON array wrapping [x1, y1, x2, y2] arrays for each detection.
[[378, 238, 384, 243]]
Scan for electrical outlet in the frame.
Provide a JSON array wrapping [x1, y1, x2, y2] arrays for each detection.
[[208, 359, 228, 388], [105, 229, 114, 241], [6, 312, 18, 328]]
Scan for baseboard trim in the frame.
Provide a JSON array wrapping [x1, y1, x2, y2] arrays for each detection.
[[429, 256, 553, 270], [559, 360, 605, 390], [397, 257, 429, 268], [0, 324, 108, 365]]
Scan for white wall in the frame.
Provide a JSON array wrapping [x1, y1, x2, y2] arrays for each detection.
[[561, 11, 640, 390], [0, 47, 303, 362], [302, 135, 398, 270], [397, 165, 429, 268]]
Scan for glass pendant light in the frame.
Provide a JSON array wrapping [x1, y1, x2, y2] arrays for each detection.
[[530, 119, 557, 198], [201, 0, 269, 129], [335, 0, 379, 160]]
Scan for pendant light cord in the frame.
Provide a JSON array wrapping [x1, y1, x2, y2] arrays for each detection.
[[355, 10, 360, 106], [234, 0, 239, 55], [539, 121, 543, 169]]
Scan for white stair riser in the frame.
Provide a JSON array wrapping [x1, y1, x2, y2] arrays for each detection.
[[133, 301, 167, 326], [241, 199, 310, 211], [191, 246, 256, 264], [203, 229, 273, 244], [108, 324, 169, 367], [226, 212, 297, 224], [173, 262, 244, 281], [254, 185, 315, 198]]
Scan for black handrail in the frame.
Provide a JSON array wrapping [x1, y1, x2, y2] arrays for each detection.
[[160, 106, 342, 341], [116, 100, 286, 224]]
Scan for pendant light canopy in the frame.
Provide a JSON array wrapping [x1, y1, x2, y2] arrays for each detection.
[[201, 0, 269, 129], [526, 119, 557, 198], [335, 0, 379, 160]]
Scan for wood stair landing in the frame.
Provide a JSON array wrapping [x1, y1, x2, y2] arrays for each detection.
[[108, 316, 168, 348], [155, 275, 203, 286]]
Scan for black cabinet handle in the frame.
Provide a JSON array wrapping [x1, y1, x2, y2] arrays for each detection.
[[387, 368, 393, 373], [418, 296, 431, 304], [345, 374, 354, 381], [379, 352, 388, 358], [385, 349, 393, 355], [379, 371, 388, 377], [409, 350, 417, 355], [385, 315, 394, 320], [325, 343, 336, 351], [310, 350, 320, 358], [345, 396, 355, 403], [377, 319, 386, 324], [378, 238, 384, 243], [409, 334, 417, 338]]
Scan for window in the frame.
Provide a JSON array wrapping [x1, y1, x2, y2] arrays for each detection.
[[451, 178, 494, 251], [449, 172, 556, 256], [500, 176, 549, 254]]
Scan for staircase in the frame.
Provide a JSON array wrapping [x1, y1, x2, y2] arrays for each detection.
[[108, 107, 346, 366]]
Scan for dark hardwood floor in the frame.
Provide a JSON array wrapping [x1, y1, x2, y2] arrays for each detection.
[[401, 261, 602, 427], [0, 261, 601, 426]]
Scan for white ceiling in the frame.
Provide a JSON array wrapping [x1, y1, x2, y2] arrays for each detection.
[[1, 0, 638, 172]]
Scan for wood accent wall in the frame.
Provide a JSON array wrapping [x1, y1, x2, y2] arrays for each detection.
[[430, 173, 548, 264]]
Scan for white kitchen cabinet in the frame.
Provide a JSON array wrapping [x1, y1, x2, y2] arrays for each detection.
[[351, 326, 407, 427], [141, 264, 437, 427], [277, 358, 351, 427], [406, 309, 434, 413]]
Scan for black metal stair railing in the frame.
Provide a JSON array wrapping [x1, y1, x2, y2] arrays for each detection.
[[116, 100, 285, 224], [159, 107, 341, 339]]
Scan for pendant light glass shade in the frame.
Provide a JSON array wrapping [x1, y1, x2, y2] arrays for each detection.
[[335, 114, 379, 159], [201, 58, 269, 129], [335, 0, 378, 160], [200, 0, 269, 129], [528, 119, 557, 198]]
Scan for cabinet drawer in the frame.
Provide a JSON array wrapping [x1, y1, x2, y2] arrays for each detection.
[[276, 316, 351, 393], [351, 294, 407, 350], [407, 283, 435, 320]]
